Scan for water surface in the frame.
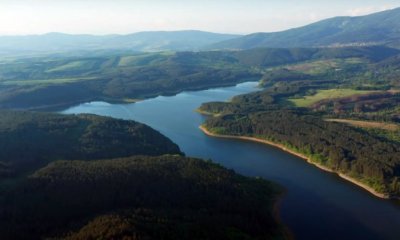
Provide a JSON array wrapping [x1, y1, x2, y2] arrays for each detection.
[[63, 82, 400, 240]]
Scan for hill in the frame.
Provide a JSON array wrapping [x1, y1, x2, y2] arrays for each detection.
[[0, 110, 181, 177], [0, 31, 240, 54], [1, 46, 398, 110], [0, 155, 285, 239], [209, 7, 400, 49]]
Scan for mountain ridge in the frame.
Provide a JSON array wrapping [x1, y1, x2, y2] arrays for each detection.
[[0, 30, 240, 53], [2, 7, 400, 53], [207, 7, 400, 49]]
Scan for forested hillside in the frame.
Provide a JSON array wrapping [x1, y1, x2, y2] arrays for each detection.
[[0, 155, 285, 240], [203, 109, 400, 196], [0, 110, 181, 177]]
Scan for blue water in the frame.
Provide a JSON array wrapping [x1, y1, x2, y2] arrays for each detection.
[[63, 82, 400, 240]]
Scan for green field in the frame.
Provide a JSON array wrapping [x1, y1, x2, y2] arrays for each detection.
[[118, 52, 173, 67], [283, 58, 366, 75], [1, 77, 98, 86], [289, 89, 374, 107]]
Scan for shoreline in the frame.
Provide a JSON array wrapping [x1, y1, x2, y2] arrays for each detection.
[[7, 80, 260, 112], [199, 125, 390, 199], [195, 109, 222, 117]]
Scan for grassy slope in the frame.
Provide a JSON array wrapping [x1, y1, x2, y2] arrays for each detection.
[[325, 119, 399, 131], [283, 58, 367, 75], [289, 89, 375, 107]]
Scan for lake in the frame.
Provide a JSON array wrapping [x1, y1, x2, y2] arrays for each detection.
[[63, 82, 400, 240]]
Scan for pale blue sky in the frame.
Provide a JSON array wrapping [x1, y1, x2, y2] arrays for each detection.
[[0, 0, 398, 35]]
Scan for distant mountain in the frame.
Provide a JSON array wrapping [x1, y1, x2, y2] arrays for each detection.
[[0, 31, 240, 53], [208, 7, 400, 50]]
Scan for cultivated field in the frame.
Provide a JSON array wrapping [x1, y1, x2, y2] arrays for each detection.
[[289, 89, 375, 107], [325, 118, 399, 131]]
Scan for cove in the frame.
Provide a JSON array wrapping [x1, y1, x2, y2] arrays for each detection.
[[62, 82, 400, 240]]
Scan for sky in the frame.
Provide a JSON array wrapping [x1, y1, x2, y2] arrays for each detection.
[[0, 0, 399, 36]]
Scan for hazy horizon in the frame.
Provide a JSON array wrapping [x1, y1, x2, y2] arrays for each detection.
[[0, 0, 399, 36]]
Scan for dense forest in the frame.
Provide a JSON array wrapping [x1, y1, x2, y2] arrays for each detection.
[[0, 155, 285, 240], [203, 109, 400, 195], [0, 110, 181, 178]]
